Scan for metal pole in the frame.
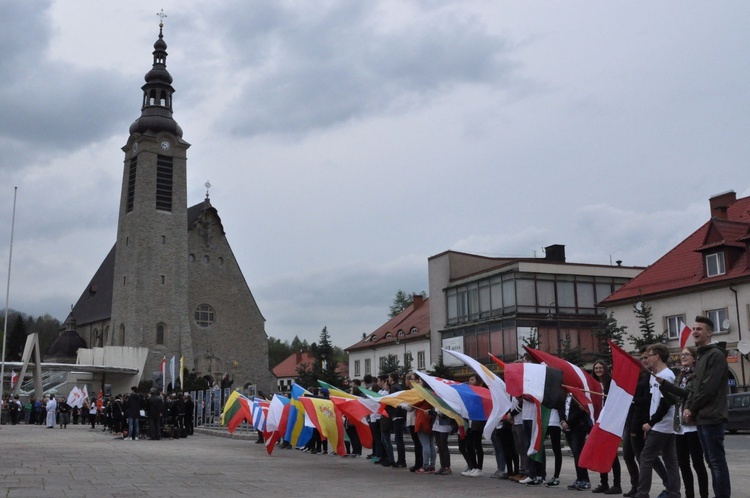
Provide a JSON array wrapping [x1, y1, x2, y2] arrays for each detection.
[[0, 187, 18, 402]]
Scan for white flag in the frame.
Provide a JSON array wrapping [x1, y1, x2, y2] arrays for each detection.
[[169, 356, 176, 392], [67, 386, 84, 408]]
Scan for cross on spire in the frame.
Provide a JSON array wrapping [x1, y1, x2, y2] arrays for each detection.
[[156, 9, 167, 27]]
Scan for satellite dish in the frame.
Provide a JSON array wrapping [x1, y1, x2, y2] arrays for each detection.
[[634, 301, 643, 312], [738, 340, 750, 355], [722, 318, 731, 331]]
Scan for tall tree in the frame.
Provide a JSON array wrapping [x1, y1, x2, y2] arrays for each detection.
[[5, 315, 27, 361], [592, 312, 628, 364], [379, 353, 400, 376], [559, 332, 586, 367], [389, 290, 413, 318], [629, 300, 665, 350]]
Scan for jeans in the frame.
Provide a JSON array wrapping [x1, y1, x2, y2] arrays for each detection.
[[636, 431, 680, 498], [696, 423, 730, 498], [676, 431, 709, 498], [128, 417, 139, 438], [418, 432, 436, 469], [381, 429, 395, 463], [491, 428, 506, 472]]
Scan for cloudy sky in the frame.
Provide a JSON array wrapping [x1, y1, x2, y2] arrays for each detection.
[[0, 1, 748, 349]]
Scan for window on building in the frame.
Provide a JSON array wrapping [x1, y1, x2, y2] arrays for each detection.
[[155, 155, 173, 211], [194, 304, 215, 327], [126, 157, 137, 213], [705, 308, 729, 333], [417, 351, 425, 370], [379, 356, 386, 372], [665, 314, 686, 339], [706, 252, 726, 277], [156, 323, 165, 345], [364, 358, 371, 376], [354, 360, 360, 377]]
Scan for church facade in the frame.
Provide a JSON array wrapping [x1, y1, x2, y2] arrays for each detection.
[[67, 23, 275, 393]]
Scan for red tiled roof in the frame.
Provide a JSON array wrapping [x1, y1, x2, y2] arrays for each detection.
[[345, 297, 430, 351], [272, 351, 316, 378], [604, 196, 750, 304]]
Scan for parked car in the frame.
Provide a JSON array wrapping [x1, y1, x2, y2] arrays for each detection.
[[726, 392, 750, 433]]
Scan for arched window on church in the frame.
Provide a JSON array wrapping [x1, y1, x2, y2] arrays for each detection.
[[103, 326, 109, 346], [156, 323, 166, 345], [119, 324, 125, 346], [160, 90, 167, 106], [93, 329, 101, 347], [149, 89, 156, 106]]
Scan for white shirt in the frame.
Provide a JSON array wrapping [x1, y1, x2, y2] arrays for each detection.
[[649, 367, 676, 434]]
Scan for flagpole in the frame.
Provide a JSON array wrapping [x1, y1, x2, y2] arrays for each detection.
[[0, 187, 18, 401]]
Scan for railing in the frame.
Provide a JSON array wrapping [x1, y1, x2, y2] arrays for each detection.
[[19, 370, 68, 394]]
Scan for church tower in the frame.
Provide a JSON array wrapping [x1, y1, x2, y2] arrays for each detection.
[[110, 21, 193, 383]]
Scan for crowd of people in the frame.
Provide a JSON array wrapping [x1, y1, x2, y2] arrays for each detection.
[[267, 316, 731, 498], [0, 386, 197, 441]]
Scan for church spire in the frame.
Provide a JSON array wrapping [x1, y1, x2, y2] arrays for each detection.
[[129, 14, 183, 137]]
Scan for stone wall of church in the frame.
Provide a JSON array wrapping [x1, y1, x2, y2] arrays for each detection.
[[111, 135, 193, 382], [187, 208, 275, 393]]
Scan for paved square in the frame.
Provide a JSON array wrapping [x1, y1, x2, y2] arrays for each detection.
[[1, 423, 746, 497]]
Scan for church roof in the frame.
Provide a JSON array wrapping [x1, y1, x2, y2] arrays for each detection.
[[71, 201, 224, 326]]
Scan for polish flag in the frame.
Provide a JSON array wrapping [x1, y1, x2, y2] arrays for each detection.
[[679, 321, 692, 349], [579, 341, 641, 473], [10, 370, 18, 389]]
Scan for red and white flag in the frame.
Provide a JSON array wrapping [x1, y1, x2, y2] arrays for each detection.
[[10, 370, 18, 389], [579, 341, 641, 473], [679, 321, 692, 349], [525, 346, 602, 424]]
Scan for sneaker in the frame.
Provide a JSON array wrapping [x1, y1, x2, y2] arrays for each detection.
[[469, 469, 484, 477], [461, 468, 474, 476], [622, 489, 637, 497], [567, 481, 581, 490], [409, 465, 420, 472], [510, 474, 527, 482], [490, 470, 503, 478], [527, 477, 544, 486], [415, 467, 431, 474], [545, 477, 560, 487], [577, 481, 591, 490], [134, 437, 139, 441], [498, 472, 509, 480], [603, 486, 622, 495], [394, 462, 407, 469], [371, 457, 380, 464], [592, 484, 610, 493], [366, 454, 374, 460], [436, 467, 452, 475], [519, 476, 533, 484], [656, 491, 668, 498], [426, 467, 436, 474]]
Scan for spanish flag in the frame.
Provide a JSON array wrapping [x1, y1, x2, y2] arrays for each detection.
[[299, 396, 346, 456]]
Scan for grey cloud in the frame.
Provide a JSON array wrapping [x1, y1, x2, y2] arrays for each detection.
[[0, 2, 133, 165], [196, 1, 517, 137]]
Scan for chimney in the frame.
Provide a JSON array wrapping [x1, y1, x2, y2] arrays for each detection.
[[412, 294, 424, 308], [544, 244, 566, 263], [296, 351, 302, 364], [709, 190, 736, 220]]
